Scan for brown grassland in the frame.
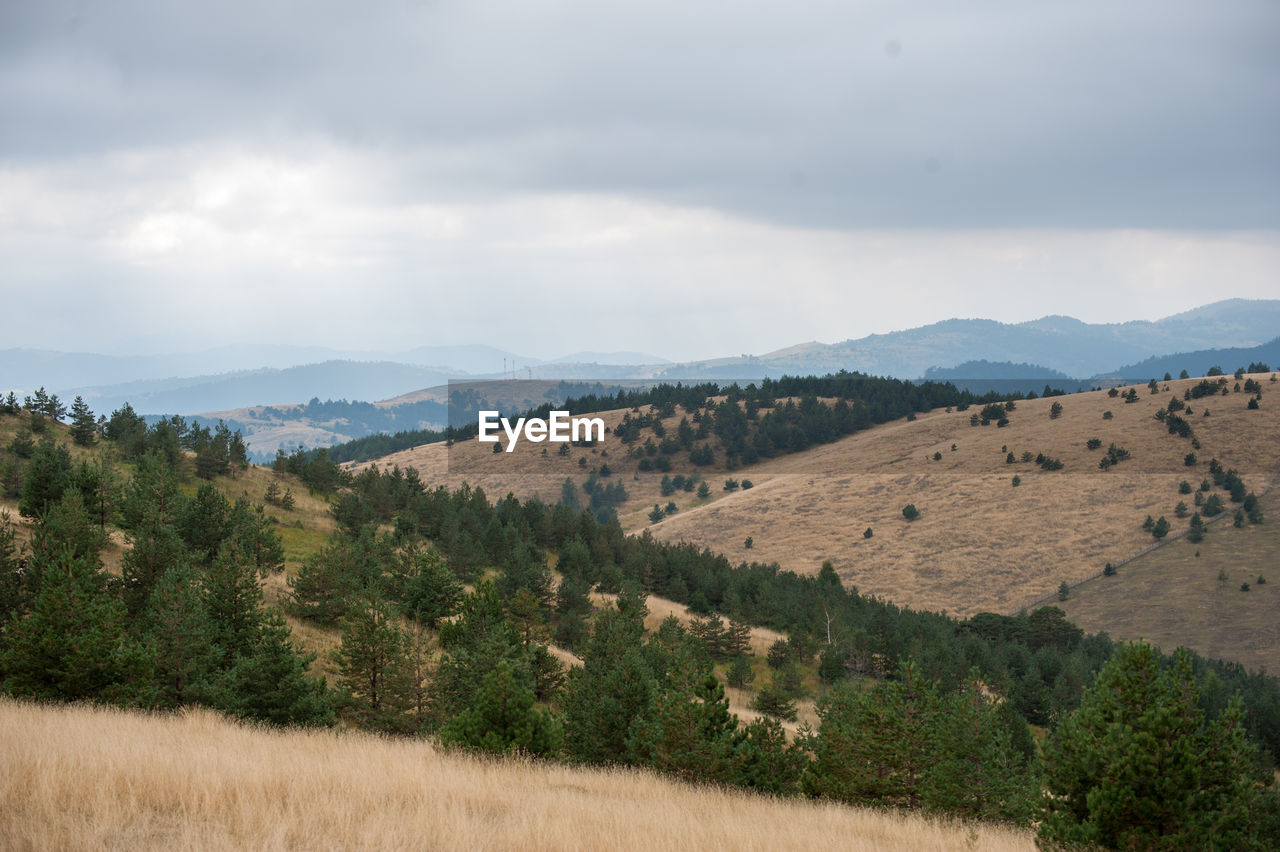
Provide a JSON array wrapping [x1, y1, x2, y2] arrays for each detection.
[[1059, 483, 1280, 674], [360, 375, 1280, 620], [0, 697, 1035, 851]]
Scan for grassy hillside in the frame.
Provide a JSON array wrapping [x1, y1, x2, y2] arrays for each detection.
[[0, 698, 1035, 851], [1059, 483, 1280, 673], [364, 374, 1280, 621]]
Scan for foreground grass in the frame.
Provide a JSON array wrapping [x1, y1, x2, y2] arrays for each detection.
[[0, 699, 1034, 851]]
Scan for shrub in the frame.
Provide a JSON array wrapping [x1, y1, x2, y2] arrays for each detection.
[[1011, 475, 1021, 487], [902, 504, 920, 521], [1086, 438, 1102, 450]]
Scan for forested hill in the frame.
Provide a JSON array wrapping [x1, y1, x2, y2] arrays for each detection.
[[319, 371, 1020, 465]]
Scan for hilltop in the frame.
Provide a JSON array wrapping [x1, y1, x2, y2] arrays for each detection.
[[361, 372, 1280, 663]]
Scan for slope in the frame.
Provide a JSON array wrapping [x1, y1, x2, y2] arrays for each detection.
[[364, 373, 1280, 626]]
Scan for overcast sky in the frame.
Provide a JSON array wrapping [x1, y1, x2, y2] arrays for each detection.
[[2, 0, 1277, 362]]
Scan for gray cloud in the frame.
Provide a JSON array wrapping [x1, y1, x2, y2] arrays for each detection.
[[3, 0, 1277, 228]]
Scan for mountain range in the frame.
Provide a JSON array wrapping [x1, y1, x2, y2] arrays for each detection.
[[3, 299, 1277, 456]]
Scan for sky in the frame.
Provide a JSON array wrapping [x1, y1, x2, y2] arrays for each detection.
[[2, 0, 1277, 363]]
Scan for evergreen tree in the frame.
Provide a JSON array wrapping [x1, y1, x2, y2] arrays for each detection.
[[122, 502, 191, 617], [727, 654, 755, 688], [0, 538, 151, 704], [439, 659, 562, 757], [627, 673, 744, 784], [732, 716, 807, 796], [563, 603, 657, 764], [751, 681, 798, 722], [18, 439, 71, 519], [402, 546, 463, 628], [332, 594, 416, 732], [1039, 643, 1273, 849], [71, 457, 119, 531], [202, 540, 266, 662], [919, 676, 1038, 823], [140, 562, 220, 708], [206, 608, 334, 727], [804, 660, 937, 808], [68, 396, 97, 446]]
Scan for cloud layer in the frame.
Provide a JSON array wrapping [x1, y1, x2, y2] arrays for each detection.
[[2, 1, 1277, 359]]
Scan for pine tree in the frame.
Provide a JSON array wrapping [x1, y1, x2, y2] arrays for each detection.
[[206, 608, 334, 727], [140, 562, 220, 708], [627, 673, 743, 784], [332, 594, 415, 732], [688, 612, 727, 659], [1039, 643, 1271, 849], [403, 546, 462, 627], [563, 604, 657, 764], [0, 537, 151, 705], [727, 654, 755, 688], [122, 503, 191, 617], [439, 660, 562, 757], [919, 675, 1038, 823], [751, 681, 798, 722], [71, 457, 119, 531], [68, 396, 97, 446], [724, 618, 752, 658], [18, 439, 71, 519], [804, 660, 936, 808], [203, 539, 266, 662]]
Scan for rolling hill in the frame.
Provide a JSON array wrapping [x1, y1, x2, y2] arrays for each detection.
[[360, 372, 1280, 669]]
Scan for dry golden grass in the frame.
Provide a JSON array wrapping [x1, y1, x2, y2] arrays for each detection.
[[1059, 483, 1280, 674], [0, 697, 1034, 852], [647, 376, 1280, 617]]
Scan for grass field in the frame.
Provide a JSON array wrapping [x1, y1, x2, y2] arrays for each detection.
[[1059, 483, 1280, 673], [0, 697, 1035, 851]]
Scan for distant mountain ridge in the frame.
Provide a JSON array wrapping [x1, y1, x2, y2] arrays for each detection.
[[1105, 337, 1280, 382], [4, 299, 1277, 448], [660, 299, 1280, 381]]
